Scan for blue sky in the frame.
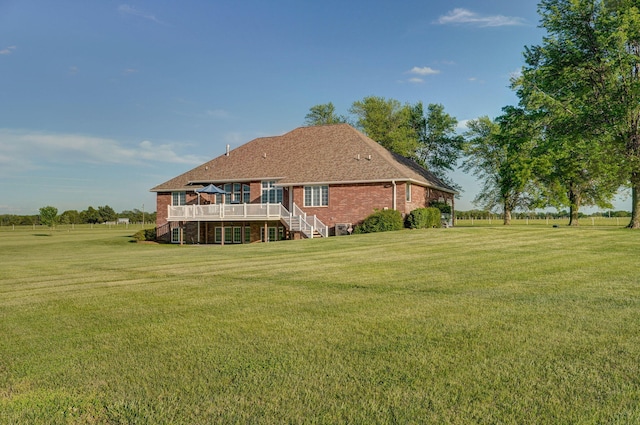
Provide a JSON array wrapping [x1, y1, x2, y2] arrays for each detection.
[[0, 1, 629, 214]]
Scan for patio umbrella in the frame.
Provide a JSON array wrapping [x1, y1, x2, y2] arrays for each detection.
[[195, 184, 228, 195], [195, 184, 229, 244], [196, 184, 228, 206]]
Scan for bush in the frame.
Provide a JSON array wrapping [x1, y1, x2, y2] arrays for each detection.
[[406, 207, 441, 229], [354, 209, 404, 234], [133, 228, 157, 242], [429, 201, 451, 214]]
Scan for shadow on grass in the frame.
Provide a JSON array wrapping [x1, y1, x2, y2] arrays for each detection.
[[33, 234, 53, 237]]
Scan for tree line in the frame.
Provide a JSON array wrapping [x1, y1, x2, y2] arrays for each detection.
[[307, 0, 640, 228], [0, 206, 155, 227]]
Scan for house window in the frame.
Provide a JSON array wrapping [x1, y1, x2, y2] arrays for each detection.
[[243, 184, 251, 203], [172, 191, 186, 206], [406, 183, 412, 202], [214, 183, 250, 204], [221, 183, 234, 204], [213, 226, 251, 244], [233, 227, 242, 243], [232, 183, 242, 203], [261, 181, 282, 204], [304, 185, 328, 207]]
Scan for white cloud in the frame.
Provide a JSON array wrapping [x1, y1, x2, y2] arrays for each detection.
[[117, 4, 165, 25], [408, 66, 440, 76], [509, 68, 523, 81], [0, 128, 206, 175], [408, 78, 424, 84], [205, 109, 231, 119], [437, 8, 525, 27], [0, 45, 16, 55], [123, 68, 138, 75], [457, 120, 471, 131]]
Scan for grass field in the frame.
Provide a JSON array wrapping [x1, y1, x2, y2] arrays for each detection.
[[1, 224, 639, 423]]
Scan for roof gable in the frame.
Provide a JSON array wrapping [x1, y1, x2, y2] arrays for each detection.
[[151, 124, 456, 193]]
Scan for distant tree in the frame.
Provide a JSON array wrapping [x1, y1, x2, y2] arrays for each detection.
[[81, 206, 101, 224], [20, 215, 37, 226], [39, 206, 58, 232], [59, 210, 81, 225], [304, 102, 348, 126], [98, 205, 118, 223]]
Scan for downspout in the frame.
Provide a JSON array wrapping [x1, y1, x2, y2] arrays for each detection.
[[392, 180, 397, 210]]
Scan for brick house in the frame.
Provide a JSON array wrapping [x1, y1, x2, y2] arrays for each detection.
[[151, 124, 457, 244]]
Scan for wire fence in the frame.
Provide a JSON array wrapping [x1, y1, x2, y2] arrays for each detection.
[[455, 216, 628, 227]]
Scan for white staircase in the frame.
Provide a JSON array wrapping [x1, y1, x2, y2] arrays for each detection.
[[281, 203, 328, 238]]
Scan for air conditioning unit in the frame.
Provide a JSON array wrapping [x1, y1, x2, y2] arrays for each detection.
[[335, 223, 352, 236]]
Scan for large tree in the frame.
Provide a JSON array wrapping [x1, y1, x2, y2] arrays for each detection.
[[304, 102, 347, 126], [530, 128, 622, 225], [519, 0, 640, 227], [462, 108, 537, 225], [411, 102, 464, 186], [349, 96, 419, 159], [349, 96, 463, 188]]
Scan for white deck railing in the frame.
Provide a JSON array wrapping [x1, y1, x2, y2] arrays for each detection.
[[167, 202, 328, 238], [168, 203, 287, 221]]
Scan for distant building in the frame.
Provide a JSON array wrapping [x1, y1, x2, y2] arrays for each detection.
[[151, 124, 457, 244]]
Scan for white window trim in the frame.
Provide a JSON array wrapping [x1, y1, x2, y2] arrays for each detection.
[[304, 185, 329, 207]]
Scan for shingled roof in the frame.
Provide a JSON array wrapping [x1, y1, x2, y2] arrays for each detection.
[[150, 124, 457, 193]]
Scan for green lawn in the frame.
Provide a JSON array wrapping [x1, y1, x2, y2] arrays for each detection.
[[1, 225, 639, 424]]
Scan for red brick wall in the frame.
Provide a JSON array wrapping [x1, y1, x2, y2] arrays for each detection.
[[156, 192, 171, 227], [290, 182, 455, 230], [291, 182, 394, 228], [249, 182, 262, 203]]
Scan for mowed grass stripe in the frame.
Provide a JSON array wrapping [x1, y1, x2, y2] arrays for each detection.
[[1, 226, 640, 423]]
